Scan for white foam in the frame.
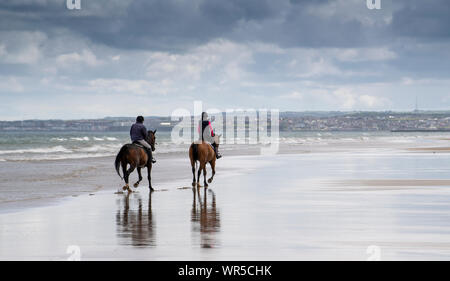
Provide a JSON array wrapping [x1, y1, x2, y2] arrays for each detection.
[[78, 144, 121, 153], [10, 153, 113, 161], [386, 138, 416, 144], [50, 137, 67, 142], [0, 145, 72, 155], [70, 137, 90, 141]]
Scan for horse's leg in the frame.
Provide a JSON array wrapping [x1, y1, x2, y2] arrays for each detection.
[[190, 147, 196, 187], [208, 159, 216, 184], [121, 160, 129, 191], [203, 164, 208, 188], [191, 161, 196, 187], [134, 167, 143, 188], [125, 165, 135, 192], [197, 162, 203, 188], [147, 163, 154, 192]]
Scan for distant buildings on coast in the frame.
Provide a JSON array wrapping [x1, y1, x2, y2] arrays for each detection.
[[279, 111, 450, 132], [1, 111, 450, 132], [0, 116, 174, 132]]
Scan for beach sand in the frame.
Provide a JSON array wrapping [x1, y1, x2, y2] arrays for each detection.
[[408, 147, 450, 152], [2, 146, 450, 260]]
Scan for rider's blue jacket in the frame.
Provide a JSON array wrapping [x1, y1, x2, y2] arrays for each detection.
[[130, 122, 148, 142]]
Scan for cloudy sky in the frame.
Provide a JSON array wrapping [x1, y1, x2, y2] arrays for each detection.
[[0, 0, 449, 120]]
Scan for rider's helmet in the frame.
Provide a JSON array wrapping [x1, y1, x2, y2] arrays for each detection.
[[136, 116, 144, 123]]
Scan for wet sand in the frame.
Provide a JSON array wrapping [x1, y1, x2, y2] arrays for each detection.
[[2, 151, 450, 260], [0, 154, 196, 212], [408, 147, 450, 152], [332, 179, 450, 188]]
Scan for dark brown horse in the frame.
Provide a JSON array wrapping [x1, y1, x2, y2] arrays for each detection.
[[189, 135, 220, 188], [115, 130, 156, 192]]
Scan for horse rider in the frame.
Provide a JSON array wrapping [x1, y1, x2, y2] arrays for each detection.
[[198, 112, 222, 159], [130, 116, 156, 163]]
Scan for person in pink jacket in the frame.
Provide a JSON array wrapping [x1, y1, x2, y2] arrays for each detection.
[[198, 112, 221, 159]]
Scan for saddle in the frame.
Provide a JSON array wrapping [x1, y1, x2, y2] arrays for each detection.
[[129, 141, 156, 164], [131, 141, 144, 148], [131, 141, 152, 160]]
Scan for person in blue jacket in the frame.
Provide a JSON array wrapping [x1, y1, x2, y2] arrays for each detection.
[[130, 116, 156, 163]]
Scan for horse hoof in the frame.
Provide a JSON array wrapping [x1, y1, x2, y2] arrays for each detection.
[[192, 182, 196, 187], [122, 185, 129, 191], [204, 183, 208, 188], [133, 183, 139, 188], [207, 179, 212, 184], [149, 187, 154, 192], [127, 187, 132, 193]]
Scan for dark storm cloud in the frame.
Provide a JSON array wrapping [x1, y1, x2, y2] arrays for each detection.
[[0, 0, 280, 51], [89, 0, 280, 50], [0, 0, 449, 51], [393, 0, 450, 39]]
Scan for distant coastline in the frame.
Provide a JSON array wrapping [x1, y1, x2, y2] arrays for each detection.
[[1, 111, 450, 132], [391, 129, 450, 133]]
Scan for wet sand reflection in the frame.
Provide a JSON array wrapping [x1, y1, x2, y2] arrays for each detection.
[[191, 188, 220, 248], [116, 192, 155, 247]]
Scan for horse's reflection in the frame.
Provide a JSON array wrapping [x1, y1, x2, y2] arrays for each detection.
[[116, 192, 155, 247], [191, 188, 220, 248]]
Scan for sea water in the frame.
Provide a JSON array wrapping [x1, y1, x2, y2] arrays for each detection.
[[1, 130, 450, 161]]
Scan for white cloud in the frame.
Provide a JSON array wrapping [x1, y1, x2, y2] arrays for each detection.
[[88, 78, 171, 95], [401, 77, 450, 86], [145, 39, 253, 83], [359, 94, 383, 107], [0, 77, 25, 93], [280, 85, 391, 110], [281, 91, 304, 100], [335, 47, 397, 62], [329, 87, 390, 109], [0, 32, 443, 118], [0, 31, 45, 64], [286, 47, 396, 78], [0, 45, 6, 57], [56, 49, 101, 67]]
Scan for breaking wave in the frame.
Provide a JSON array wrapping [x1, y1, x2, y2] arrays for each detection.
[[0, 146, 72, 155]]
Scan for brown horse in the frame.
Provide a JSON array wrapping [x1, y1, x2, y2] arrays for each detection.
[[115, 130, 156, 192], [189, 135, 220, 188]]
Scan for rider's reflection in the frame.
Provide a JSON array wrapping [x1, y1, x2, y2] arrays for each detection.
[[116, 192, 155, 247], [191, 188, 220, 248]]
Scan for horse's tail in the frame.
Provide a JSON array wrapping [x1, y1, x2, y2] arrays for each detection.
[[192, 143, 199, 171], [115, 145, 128, 180], [192, 143, 199, 162]]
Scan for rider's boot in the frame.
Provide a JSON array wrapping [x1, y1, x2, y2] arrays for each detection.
[[146, 148, 156, 164], [213, 143, 222, 159]]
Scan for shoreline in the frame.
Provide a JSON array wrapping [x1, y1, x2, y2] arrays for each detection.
[[0, 151, 266, 214], [3, 137, 450, 213]]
